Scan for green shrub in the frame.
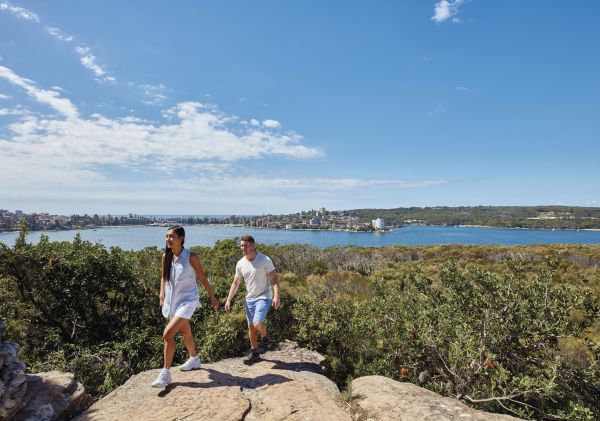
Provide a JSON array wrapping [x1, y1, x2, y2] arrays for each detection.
[[2, 226, 599, 419]]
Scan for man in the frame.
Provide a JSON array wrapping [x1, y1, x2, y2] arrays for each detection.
[[225, 235, 281, 365]]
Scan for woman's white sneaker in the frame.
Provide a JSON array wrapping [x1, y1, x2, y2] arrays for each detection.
[[151, 368, 172, 388], [179, 356, 202, 371]]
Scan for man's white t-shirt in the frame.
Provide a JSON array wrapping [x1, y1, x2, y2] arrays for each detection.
[[235, 252, 276, 301]]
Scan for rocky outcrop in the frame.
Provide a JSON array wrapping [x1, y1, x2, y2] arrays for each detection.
[[351, 375, 521, 421], [13, 372, 92, 421], [0, 320, 27, 420], [75, 340, 351, 421], [0, 321, 91, 421], [76, 341, 523, 421]]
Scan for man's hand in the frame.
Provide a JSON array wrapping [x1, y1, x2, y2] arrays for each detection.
[[210, 295, 220, 310], [272, 295, 281, 310], [224, 300, 232, 312]]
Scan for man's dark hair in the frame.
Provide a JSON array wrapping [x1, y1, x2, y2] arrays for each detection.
[[240, 235, 255, 244]]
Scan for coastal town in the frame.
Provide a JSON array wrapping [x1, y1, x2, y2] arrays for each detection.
[[4, 206, 599, 233], [0, 208, 388, 233]]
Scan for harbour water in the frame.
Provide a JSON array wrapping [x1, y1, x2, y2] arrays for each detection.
[[1, 225, 600, 250]]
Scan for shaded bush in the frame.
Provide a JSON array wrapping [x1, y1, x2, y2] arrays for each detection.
[[1, 226, 599, 419]]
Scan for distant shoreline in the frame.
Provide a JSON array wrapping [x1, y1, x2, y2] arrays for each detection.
[[456, 224, 600, 232], [2, 223, 600, 234]]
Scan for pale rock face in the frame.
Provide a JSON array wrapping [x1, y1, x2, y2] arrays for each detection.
[[2, 318, 528, 421], [75, 340, 352, 421], [0, 339, 27, 420], [1, 319, 91, 421], [351, 375, 522, 421], [12, 372, 92, 421]]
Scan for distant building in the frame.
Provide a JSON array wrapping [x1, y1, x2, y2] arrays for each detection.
[[309, 217, 321, 226], [372, 218, 385, 230], [347, 217, 359, 227]]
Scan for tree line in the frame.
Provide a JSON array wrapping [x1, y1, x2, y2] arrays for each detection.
[[1, 226, 599, 419], [348, 205, 600, 229]]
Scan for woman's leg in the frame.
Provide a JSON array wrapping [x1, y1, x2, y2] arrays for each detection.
[[179, 319, 197, 357], [162, 316, 188, 368]]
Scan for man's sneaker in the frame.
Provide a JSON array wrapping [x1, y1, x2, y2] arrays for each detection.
[[259, 335, 271, 353], [179, 355, 202, 371], [151, 368, 172, 388], [242, 350, 261, 365]]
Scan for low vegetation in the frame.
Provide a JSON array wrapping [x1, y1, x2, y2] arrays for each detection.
[[1, 226, 599, 419]]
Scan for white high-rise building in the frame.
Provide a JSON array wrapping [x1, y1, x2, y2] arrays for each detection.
[[372, 218, 385, 230]]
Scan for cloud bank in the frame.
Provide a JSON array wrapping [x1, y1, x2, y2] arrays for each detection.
[[0, 65, 321, 185], [0, 64, 447, 212], [0, 1, 39, 22], [432, 0, 465, 23]]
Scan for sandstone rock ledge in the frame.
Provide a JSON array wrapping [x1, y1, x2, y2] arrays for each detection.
[[75, 341, 522, 421], [75, 340, 351, 421], [351, 375, 521, 421]]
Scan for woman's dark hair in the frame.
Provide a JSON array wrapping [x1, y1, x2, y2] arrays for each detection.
[[163, 225, 185, 281]]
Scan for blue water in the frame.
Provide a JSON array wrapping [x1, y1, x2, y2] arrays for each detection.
[[1, 225, 600, 250]]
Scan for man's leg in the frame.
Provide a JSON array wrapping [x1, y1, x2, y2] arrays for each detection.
[[254, 321, 267, 338], [245, 300, 260, 350], [243, 300, 264, 365], [253, 299, 271, 352], [248, 324, 259, 349]]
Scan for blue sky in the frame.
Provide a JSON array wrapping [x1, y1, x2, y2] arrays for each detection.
[[1, 1, 599, 215]]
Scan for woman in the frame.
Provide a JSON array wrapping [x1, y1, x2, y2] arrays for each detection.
[[151, 226, 219, 388]]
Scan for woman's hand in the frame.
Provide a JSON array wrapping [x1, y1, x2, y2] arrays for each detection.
[[224, 300, 231, 312], [210, 295, 220, 310], [159, 291, 165, 307]]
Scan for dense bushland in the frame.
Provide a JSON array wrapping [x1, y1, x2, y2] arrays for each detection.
[[347, 205, 600, 229], [1, 228, 599, 419]]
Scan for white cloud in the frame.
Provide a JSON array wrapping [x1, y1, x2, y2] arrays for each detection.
[[432, 0, 465, 24], [0, 105, 30, 116], [0, 65, 78, 118], [0, 1, 39, 22], [0, 92, 11, 100], [456, 86, 468, 91], [138, 83, 168, 105], [0, 67, 321, 190], [181, 177, 447, 192], [75, 46, 114, 82], [0, 174, 448, 215], [263, 119, 281, 128], [3, 2, 115, 84], [0, 67, 448, 213], [45, 26, 73, 42]]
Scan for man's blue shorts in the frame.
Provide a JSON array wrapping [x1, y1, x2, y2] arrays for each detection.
[[245, 298, 271, 326]]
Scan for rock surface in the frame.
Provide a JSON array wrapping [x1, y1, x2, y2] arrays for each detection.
[[0, 337, 27, 420], [75, 340, 352, 421], [1, 319, 91, 421], [75, 341, 523, 421], [13, 372, 92, 421], [351, 375, 521, 421]]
